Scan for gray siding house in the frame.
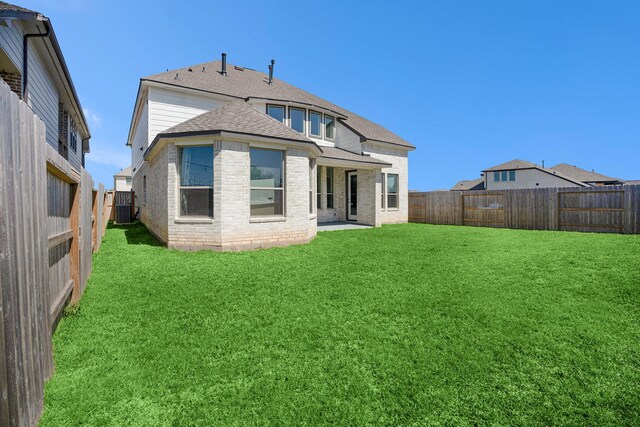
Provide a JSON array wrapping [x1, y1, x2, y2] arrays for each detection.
[[0, 1, 90, 170], [453, 159, 624, 191]]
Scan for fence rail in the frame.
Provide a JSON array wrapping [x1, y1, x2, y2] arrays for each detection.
[[0, 81, 107, 426], [409, 185, 640, 234]]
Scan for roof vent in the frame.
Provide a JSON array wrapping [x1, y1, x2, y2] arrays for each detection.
[[221, 53, 227, 76], [174, 73, 179, 80], [268, 59, 275, 84], [234, 65, 244, 71]]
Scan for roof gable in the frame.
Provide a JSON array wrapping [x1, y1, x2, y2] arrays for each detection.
[[142, 60, 413, 149]]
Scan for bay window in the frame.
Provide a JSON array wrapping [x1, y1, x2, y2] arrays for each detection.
[[250, 148, 284, 216], [289, 107, 305, 133], [387, 174, 398, 209], [267, 104, 285, 123], [179, 146, 214, 217]]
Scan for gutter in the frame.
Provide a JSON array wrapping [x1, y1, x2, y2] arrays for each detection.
[[22, 18, 50, 98]]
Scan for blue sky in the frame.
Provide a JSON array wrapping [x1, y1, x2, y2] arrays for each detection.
[[25, 0, 640, 190]]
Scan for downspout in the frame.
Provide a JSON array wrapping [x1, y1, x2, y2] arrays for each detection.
[[22, 18, 51, 99]]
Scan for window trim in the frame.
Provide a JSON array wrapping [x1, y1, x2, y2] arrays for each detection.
[[381, 173, 386, 210], [266, 104, 286, 124], [387, 173, 399, 210], [178, 145, 214, 218], [289, 106, 306, 134], [309, 110, 323, 138], [250, 147, 286, 218], [323, 114, 335, 140]]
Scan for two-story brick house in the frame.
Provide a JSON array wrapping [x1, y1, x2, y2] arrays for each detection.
[[127, 55, 414, 250]]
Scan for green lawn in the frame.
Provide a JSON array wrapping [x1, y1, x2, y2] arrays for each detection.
[[40, 223, 640, 426]]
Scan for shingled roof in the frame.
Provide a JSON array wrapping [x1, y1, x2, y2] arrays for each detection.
[[0, 1, 36, 14], [482, 159, 538, 172], [450, 177, 485, 191], [318, 146, 391, 167], [142, 60, 413, 149], [549, 163, 622, 184]]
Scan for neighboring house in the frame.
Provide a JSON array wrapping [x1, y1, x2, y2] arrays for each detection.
[[127, 55, 414, 250], [453, 159, 627, 191], [451, 177, 485, 191], [0, 2, 90, 170], [113, 165, 132, 191], [549, 163, 624, 186], [625, 180, 640, 186], [483, 160, 587, 190]]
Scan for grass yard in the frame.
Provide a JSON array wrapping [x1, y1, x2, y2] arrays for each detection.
[[40, 223, 639, 426]]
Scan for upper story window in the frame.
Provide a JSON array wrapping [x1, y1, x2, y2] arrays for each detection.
[[310, 111, 322, 138], [250, 148, 284, 216], [289, 107, 305, 133], [179, 146, 214, 217], [494, 170, 516, 182], [126, 177, 132, 185], [69, 117, 77, 152], [267, 104, 285, 123], [266, 104, 337, 141], [324, 115, 335, 140]]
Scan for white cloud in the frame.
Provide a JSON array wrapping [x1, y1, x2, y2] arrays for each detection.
[[86, 138, 130, 169], [83, 108, 103, 128]]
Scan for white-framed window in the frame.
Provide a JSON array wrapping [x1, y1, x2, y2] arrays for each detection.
[[317, 166, 322, 210], [267, 104, 285, 123], [309, 111, 322, 138], [494, 170, 516, 182], [309, 159, 315, 214], [125, 177, 132, 185], [250, 148, 284, 216], [381, 173, 386, 209], [326, 167, 334, 209], [324, 114, 335, 140], [387, 174, 399, 209], [289, 106, 305, 134], [179, 146, 214, 217]]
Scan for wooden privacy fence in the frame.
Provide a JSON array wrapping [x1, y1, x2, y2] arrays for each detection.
[[0, 81, 107, 426], [409, 185, 640, 234]]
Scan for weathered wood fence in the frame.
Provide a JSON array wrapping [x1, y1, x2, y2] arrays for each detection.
[[0, 81, 107, 426], [409, 186, 640, 234]]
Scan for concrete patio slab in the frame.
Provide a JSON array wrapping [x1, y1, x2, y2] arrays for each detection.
[[317, 222, 373, 232]]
